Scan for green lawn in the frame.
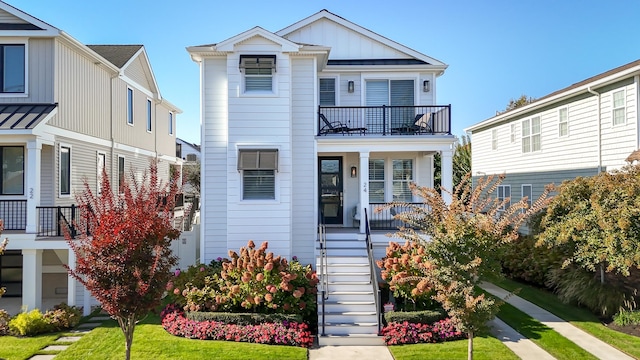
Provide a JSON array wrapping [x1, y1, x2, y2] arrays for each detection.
[[54, 314, 308, 360], [389, 335, 519, 360], [495, 278, 640, 359], [0, 333, 60, 360]]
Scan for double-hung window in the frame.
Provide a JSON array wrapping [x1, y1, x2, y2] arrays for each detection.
[[369, 159, 385, 202], [97, 152, 106, 195], [392, 160, 413, 202], [497, 185, 511, 210], [1, 146, 24, 195], [319, 78, 336, 106], [118, 156, 125, 193], [510, 123, 517, 143], [1, 44, 25, 93], [613, 90, 625, 125], [240, 55, 275, 93], [491, 129, 498, 150], [521, 116, 541, 153], [60, 146, 71, 196], [522, 184, 532, 211], [558, 108, 568, 137], [238, 149, 278, 200]]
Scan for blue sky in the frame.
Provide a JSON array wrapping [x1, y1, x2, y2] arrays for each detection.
[[8, 0, 640, 145]]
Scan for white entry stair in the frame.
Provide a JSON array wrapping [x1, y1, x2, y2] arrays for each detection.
[[316, 234, 383, 346]]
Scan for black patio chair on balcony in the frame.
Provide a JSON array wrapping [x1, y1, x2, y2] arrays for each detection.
[[318, 113, 366, 135], [391, 113, 432, 135]]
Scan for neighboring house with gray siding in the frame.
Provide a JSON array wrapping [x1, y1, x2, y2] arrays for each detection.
[[0, 1, 181, 313], [188, 10, 456, 344], [466, 59, 640, 222]]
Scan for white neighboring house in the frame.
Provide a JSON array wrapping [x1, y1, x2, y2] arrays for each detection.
[[0, 1, 181, 313], [188, 10, 456, 344], [466, 59, 640, 221]]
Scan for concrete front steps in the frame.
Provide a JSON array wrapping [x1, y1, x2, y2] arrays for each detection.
[[316, 235, 384, 346]]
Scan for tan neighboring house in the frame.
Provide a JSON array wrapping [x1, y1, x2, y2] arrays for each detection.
[[0, 1, 181, 312]]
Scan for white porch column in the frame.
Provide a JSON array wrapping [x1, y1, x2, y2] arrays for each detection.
[[67, 249, 76, 306], [440, 148, 454, 205], [358, 151, 370, 234], [22, 249, 42, 310], [25, 140, 42, 233]]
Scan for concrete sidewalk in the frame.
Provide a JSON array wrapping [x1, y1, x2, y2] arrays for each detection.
[[309, 345, 394, 360], [482, 282, 634, 360], [488, 317, 555, 360]]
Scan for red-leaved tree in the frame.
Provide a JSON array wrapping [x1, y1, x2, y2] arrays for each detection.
[[65, 162, 180, 360]]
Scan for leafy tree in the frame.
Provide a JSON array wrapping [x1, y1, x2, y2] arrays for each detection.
[[183, 160, 200, 196], [0, 222, 7, 298], [537, 164, 640, 280], [387, 174, 553, 360], [453, 135, 471, 189], [65, 163, 180, 360], [501, 94, 536, 113]]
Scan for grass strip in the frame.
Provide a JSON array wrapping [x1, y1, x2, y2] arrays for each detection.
[[493, 295, 598, 360], [495, 278, 640, 359], [54, 314, 307, 360], [0, 333, 59, 360], [389, 334, 519, 360]]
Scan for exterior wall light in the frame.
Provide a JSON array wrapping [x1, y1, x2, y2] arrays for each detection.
[[350, 165, 357, 178], [423, 80, 430, 92], [348, 80, 355, 93]]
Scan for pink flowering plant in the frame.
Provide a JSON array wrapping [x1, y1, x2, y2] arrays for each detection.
[[381, 318, 464, 345], [160, 304, 314, 347]]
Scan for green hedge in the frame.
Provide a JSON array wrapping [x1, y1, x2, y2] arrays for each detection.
[[384, 309, 447, 325], [186, 312, 303, 325]]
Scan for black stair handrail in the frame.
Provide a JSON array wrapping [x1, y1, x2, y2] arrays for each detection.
[[364, 208, 382, 334], [318, 212, 328, 337]]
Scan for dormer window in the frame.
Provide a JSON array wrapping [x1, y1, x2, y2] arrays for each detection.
[[1, 44, 25, 93], [240, 55, 276, 92]]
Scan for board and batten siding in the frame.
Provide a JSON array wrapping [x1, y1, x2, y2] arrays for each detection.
[[201, 57, 228, 264], [154, 104, 177, 157], [0, 8, 27, 23], [111, 78, 156, 151], [0, 38, 54, 104], [123, 56, 152, 91], [291, 57, 316, 266], [225, 49, 293, 259], [52, 39, 110, 138]]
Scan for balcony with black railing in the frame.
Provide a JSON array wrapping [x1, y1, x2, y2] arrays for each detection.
[[318, 105, 451, 137]]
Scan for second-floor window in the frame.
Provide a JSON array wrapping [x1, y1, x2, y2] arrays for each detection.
[[60, 146, 71, 196], [1, 44, 25, 93], [146, 99, 152, 132], [613, 90, 625, 126], [169, 112, 173, 135], [558, 107, 568, 137], [127, 88, 134, 125], [240, 55, 275, 93], [521, 116, 540, 153], [319, 78, 336, 105], [491, 129, 498, 150]]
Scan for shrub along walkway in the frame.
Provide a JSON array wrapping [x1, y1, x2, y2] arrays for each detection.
[[27, 314, 111, 360], [482, 282, 634, 360]]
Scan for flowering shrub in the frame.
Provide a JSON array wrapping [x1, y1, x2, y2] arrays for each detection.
[[170, 241, 319, 320], [381, 318, 464, 345], [160, 304, 313, 347], [44, 303, 82, 331]]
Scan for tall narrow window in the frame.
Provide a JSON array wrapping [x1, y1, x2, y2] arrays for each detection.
[[369, 159, 385, 202], [521, 116, 541, 153], [1, 146, 24, 195], [118, 156, 125, 193], [510, 123, 517, 143], [613, 90, 625, 125], [497, 185, 511, 210], [146, 99, 152, 132], [169, 112, 173, 135], [1, 44, 25, 93], [558, 108, 568, 137], [522, 184, 532, 210], [491, 129, 498, 150], [319, 78, 336, 105], [60, 146, 71, 196], [238, 149, 278, 200], [240, 55, 275, 92], [97, 152, 106, 195], [127, 88, 134, 125], [392, 159, 413, 202]]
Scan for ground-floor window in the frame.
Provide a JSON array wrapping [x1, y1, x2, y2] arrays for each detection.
[[238, 149, 278, 200], [1, 146, 24, 195], [369, 158, 413, 203]]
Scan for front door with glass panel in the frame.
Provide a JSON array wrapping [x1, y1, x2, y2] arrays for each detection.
[[319, 157, 343, 225]]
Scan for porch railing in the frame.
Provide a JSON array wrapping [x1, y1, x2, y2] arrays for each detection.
[[364, 208, 382, 334], [318, 105, 451, 136], [368, 202, 430, 230], [36, 205, 82, 238], [0, 200, 27, 230]]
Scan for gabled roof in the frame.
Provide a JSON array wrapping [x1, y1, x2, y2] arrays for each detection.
[[188, 26, 301, 56], [466, 59, 640, 133], [87, 45, 143, 68], [276, 9, 447, 70], [0, 1, 59, 36]]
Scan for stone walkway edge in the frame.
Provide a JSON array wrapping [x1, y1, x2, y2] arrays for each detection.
[[27, 315, 108, 360]]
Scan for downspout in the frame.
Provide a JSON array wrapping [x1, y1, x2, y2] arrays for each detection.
[[110, 73, 118, 192], [586, 86, 602, 173]]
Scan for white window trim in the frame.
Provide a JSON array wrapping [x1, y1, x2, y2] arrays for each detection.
[[521, 116, 541, 153], [510, 123, 517, 143], [97, 151, 106, 195], [237, 146, 280, 203], [146, 98, 152, 133], [491, 129, 498, 150], [0, 40, 28, 97], [497, 184, 511, 211], [521, 184, 532, 210], [319, 76, 338, 106], [240, 54, 278, 97], [126, 87, 134, 126], [558, 107, 569, 137], [59, 143, 72, 198], [612, 89, 626, 126], [369, 156, 417, 203], [168, 112, 174, 136]]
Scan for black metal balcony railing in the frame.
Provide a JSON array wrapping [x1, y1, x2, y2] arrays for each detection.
[[368, 202, 430, 230], [318, 105, 451, 136], [0, 200, 27, 230], [36, 205, 84, 238]]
